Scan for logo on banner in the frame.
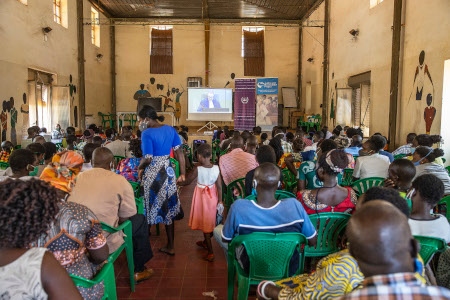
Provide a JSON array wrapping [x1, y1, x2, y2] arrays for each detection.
[[241, 97, 249, 104], [257, 81, 278, 89]]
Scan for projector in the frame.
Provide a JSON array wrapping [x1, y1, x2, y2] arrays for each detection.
[[203, 131, 214, 135]]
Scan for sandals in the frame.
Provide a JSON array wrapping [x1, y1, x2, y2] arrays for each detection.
[[196, 240, 208, 250], [203, 253, 215, 262]]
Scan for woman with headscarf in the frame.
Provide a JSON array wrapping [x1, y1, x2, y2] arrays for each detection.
[[138, 105, 185, 256], [40, 150, 84, 196], [298, 149, 357, 214]]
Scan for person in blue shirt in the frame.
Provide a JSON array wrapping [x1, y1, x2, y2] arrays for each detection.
[[214, 163, 317, 265]]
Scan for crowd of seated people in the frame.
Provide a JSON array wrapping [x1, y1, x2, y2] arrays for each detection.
[[3, 120, 450, 298]]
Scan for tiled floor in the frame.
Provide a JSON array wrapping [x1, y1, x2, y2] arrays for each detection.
[[115, 178, 229, 300]]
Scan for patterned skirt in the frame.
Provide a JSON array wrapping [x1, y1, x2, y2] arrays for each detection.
[[143, 155, 180, 225]]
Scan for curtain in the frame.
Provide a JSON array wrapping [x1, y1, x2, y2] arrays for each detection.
[[150, 28, 173, 74], [243, 30, 265, 77]]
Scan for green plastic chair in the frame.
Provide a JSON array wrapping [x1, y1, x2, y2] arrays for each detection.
[[282, 168, 297, 193], [182, 144, 193, 166], [101, 221, 135, 292], [227, 232, 307, 300], [351, 177, 385, 196], [135, 196, 144, 215], [113, 156, 125, 167], [212, 139, 220, 163], [0, 162, 9, 170], [436, 195, 450, 223], [225, 177, 246, 209], [414, 235, 447, 266], [304, 212, 351, 257], [98, 112, 116, 129], [128, 181, 141, 198], [70, 261, 116, 300], [394, 154, 407, 160], [341, 168, 354, 187], [169, 157, 180, 178], [245, 190, 296, 201], [446, 166, 450, 176]]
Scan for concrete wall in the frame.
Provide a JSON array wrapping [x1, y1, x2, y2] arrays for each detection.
[[115, 24, 299, 127], [302, 0, 450, 151], [0, 0, 112, 141], [300, 4, 325, 115]]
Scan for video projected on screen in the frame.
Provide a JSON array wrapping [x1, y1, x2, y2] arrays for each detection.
[[187, 88, 233, 121]]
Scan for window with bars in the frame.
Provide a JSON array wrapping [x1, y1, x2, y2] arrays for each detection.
[[150, 26, 173, 74], [53, 0, 61, 24], [242, 27, 265, 77], [91, 8, 100, 47]]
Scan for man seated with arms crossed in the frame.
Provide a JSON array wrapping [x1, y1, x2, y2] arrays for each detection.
[[214, 163, 317, 275], [69, 147, 153, 283]]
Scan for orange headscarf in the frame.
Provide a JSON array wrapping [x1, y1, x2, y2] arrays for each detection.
[[40, 151, 84, 193]]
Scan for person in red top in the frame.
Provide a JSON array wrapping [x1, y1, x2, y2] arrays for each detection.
[[219, 136, 259, 186], [298, 149, 357, 214]]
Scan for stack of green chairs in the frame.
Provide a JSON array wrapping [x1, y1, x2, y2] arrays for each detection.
[[70, 262, 116, 300], [98, 112, 116, 129], [227, 232, 307, 300]]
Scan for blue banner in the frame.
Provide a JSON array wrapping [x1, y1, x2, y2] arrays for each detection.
[[256, 77, 278, 95]]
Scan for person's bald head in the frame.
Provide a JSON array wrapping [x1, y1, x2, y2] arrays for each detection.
[[254, 163, 280, 192], [92, 147, 114, 169], [230, 136, 244, 150], [347, 201, 417, 277]]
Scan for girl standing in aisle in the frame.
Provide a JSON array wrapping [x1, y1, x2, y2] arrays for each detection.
[[181, 143, 222, 262]]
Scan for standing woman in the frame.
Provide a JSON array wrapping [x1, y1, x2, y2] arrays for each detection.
[[138, 105, 185, 256]]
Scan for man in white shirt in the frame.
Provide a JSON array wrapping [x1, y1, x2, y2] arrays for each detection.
[[353, 135, 390, 180], [105, 128, 132, 158]]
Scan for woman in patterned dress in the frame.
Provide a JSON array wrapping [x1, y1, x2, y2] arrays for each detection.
[[138, 105, 185, 255], [0, 179, 82, 299]]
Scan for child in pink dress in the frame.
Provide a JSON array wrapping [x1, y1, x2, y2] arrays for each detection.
[[182, 143, 222, 262]]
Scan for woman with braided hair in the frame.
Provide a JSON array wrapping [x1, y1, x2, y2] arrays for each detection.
[[298, 149, 358, 214], [0, 179, 82, 299]]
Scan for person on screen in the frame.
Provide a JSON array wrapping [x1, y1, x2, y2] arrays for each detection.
[[197, 92, 221, 111]]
